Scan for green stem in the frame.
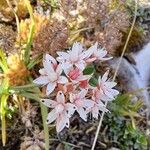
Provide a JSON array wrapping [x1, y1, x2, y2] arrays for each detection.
[[1, 94, 9, 146], [40, 103, 50, 150]]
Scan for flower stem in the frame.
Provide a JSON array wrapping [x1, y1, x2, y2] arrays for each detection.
[[91, 0, 138, 149]]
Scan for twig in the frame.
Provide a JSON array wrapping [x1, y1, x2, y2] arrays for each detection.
[[91, 0, 138, 149]]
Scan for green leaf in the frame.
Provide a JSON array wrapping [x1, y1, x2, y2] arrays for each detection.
[[0, 49, 8, 72], [137, 134, 147, 146], [89, 77, 98, 87], [27, 54, 43, 69], [83, 65, 95, 75], [23, 0, 35, 65], [10, 84, 37, 91]]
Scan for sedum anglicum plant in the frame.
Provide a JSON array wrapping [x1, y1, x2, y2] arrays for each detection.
[[33, 42, 119, 132]]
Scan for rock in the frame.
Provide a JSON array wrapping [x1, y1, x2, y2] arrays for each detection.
[[110, 42, 150, 107]]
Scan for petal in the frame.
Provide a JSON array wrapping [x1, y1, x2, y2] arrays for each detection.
[[69, 93, 75, 103], [85, 57, 97, 63], [80, 43, 95, 60], [99, 94, 113, 102], [98, 76, 102, 85], [41, 99, 57, 108], [43, 55, 54, 72], [76, 74, 90, 82], [56, 64, 62, 75], [102, 71, 109, 82], [78, 89, 88, 99], [46, 109, 57, 124], [65, 103, 76, 117], [56, 91, 65, 103], [46, 82, 56, 95], [45, 54, 57, 65], [91, 106, 99, 119], [82, 99, 95, 109], [56, 112, 69, 132], [98, 57, 113, 61], [103, 89, 114, 99], [97, 102, 109, 113], [33, 76, 49, 85], [75, 61, 86, 71], [96, 49, 107, 58], [109, 89, 119, 97], [58, 76, 68, 84], [104, 82, 117, 88], [57, 52, 70, 61], [39, 68, 46, 75], [77, 107, 87, 121], [70, 43, 80, 61]]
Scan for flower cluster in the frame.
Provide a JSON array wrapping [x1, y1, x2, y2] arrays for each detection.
[[33, 42, 119, 132]]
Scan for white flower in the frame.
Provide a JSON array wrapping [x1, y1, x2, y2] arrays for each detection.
[[57, 42, 93, 71], [33, 54, 68, 95], [41, 91, 76, 132], [86, 42, 112, 62], [97, 71, 119, 100], [69, 89, 94, 121]]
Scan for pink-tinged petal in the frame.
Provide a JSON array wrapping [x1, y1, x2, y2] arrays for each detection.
[[91, 105, 99, 119], [33, 76, 49, 85], [46, 82, 56, 95], [56, 64, 62, 75], [45, 54, 57, 65], [104, 82, 117, 88], [66, 103, 76, 117], [75, 61, 85, 71], [41, 99, 57, 108], [77, 107, 87, 121], [85, 57, 97, 63], [78, 89, 88, 99], [82, 99, 95, 109], [58, 76, 68, 84], [102, 71, 109, 82], [56, 112, 69, 132], [46, 109, 57, 124], [76, 75, 91, 82], [56, 91, 65, 103]]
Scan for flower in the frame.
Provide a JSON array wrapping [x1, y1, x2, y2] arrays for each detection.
[[57, 42, 93, 71], [69, 89, 94, 121], [65, 67, 91, 84], [96, 71, 119, 100], [33, 54, 68, 95], [85, 42, 113, 63], [87, 101, 108, 119], [41, 91, 76, 132]]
